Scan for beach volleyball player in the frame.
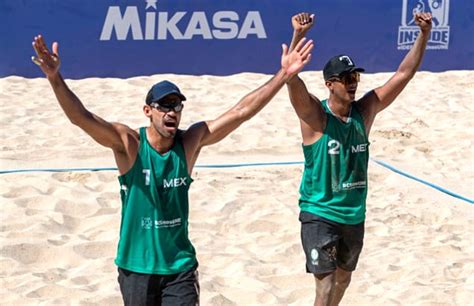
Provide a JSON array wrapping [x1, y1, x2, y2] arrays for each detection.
[[31, 34, 313, 305], [286, 12, 432, 306]]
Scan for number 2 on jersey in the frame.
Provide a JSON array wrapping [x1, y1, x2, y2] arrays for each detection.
[[328, 140, 340, 155]]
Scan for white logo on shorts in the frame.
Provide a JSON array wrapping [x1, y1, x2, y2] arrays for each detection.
[[310, 248, 319, 266]]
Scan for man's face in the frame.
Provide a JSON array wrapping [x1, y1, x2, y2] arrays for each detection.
[[146, 94, 184, 138], [327, 71, 360, 102]]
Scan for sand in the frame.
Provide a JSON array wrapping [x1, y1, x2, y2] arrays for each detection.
[[1, 70, 473, 305]]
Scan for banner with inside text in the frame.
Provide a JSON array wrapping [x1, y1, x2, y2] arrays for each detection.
[[1, 0, 473, 79]]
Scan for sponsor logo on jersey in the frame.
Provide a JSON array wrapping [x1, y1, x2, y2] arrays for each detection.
[[142, 217, 182, 229]]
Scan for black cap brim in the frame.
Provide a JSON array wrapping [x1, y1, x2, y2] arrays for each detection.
[[324, 67, 366, 81], [344, 67, 365, 75]]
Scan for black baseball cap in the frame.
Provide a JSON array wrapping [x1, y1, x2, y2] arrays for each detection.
[[145, 80, 186, 105], [323, 55, 365, 81]]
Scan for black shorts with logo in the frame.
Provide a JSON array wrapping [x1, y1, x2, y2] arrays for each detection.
[[299, 211, 364, 274], [118, 263, 200, 306]]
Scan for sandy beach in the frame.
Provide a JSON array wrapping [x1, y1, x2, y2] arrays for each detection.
[[1, 70, 473, 305]]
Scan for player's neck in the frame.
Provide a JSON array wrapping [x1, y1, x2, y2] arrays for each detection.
[[327, 97, 352, 118], [146, 127, 175, 154]]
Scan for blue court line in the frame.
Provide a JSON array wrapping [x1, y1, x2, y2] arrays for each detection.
[[0, 162, 302, 174], [0, 167, 118, 174], [195, 161, 304, 168], [370, 158, 473, 204], [0, 160, 472, 204]]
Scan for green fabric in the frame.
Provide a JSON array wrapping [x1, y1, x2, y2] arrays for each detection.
[[299, 99, 369, 224], [115, 127, 196, 274]]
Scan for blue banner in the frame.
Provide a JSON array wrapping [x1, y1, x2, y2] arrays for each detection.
[[1, 0, 473, 79]]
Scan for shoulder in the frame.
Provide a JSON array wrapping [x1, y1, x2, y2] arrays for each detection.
[[181, 121, 208, 142], [112, 122, 140, 135], [354, 90, 377, 114], [352, 100, 363, 114], [112, 123, 140, 151], [175, 129, 186, 142], [121, 124, 140, 142], [180, 122, 208, 153]]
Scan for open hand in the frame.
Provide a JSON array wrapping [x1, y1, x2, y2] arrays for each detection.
[[414, 12, 432, 33], [32, 35, 61, 77], [281, 37, 314, 78]]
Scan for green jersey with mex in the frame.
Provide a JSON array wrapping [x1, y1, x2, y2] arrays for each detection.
[[299, 99, 370, 224], [115, 127, 196, 274]]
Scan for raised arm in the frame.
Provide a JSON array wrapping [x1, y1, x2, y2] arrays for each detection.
[[359, 13, 432, 129], [286, 12, 326, 143], [32, 35, 135, 154], [182, 38, 313, 168]]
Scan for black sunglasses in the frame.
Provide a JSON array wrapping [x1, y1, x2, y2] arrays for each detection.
[[329, 72, 360, 85], [150, 102, 184, 113]]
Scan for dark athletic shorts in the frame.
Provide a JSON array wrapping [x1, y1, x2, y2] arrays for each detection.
[[299, 211, 364, 274], [118, 263, 200, 306]]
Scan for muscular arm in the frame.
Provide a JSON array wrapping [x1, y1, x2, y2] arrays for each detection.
[[47, 73, 131, 152], [286, 12, 326, 144], [287, 77, 326, 144], [182, 38, 314, 171], [359, 13, 432, 133], [206, 69, 293, 144], [182, 70, 290, 170], [33, 35, 138, 173]]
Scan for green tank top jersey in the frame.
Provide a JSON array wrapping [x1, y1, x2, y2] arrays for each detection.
[[115, 127, 196, 274], [299, 99, 370, 225]]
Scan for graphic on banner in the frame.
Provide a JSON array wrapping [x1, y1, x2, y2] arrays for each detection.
[[398, 0, 450, 50], [145, 0, 157, 10], [100, 1, 267, 41]]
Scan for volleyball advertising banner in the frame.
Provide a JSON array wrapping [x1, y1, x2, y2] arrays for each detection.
[[1, 0, 472, 78]]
